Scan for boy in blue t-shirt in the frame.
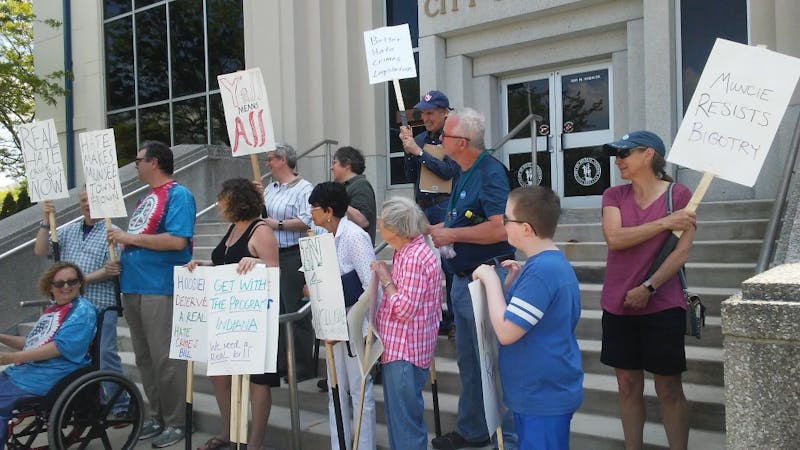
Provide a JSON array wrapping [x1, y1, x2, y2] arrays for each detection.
[[472, 186, 583, 450]]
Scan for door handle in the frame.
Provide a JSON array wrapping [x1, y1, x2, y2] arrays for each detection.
[[559, 133, 565, 152]]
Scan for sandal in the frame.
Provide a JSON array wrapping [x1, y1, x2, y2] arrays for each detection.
[[197, 436, 231, 450]]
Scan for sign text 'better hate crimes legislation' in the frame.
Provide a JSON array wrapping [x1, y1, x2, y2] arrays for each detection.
[[171, 265, 280, 376]]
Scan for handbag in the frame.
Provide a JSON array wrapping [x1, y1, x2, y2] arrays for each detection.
[[645, 183, 706, 338]]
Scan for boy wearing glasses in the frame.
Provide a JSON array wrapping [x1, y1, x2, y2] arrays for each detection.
[[472, 186, 583, 450]]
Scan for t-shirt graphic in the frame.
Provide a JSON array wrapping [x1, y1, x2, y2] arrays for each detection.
[[20, 301, 75, 359], [128, 180, 175, 236]]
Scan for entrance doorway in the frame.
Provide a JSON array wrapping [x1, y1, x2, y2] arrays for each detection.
[[500, 64, 616, 208]]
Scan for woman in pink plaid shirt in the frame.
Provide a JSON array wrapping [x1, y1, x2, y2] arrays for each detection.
[[372, 197, 442, 450]]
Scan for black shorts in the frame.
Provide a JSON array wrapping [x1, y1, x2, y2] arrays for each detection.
[[600, 307, 686, 375], [250, 372, 280, 387]]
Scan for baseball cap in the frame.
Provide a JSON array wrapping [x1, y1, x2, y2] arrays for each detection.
[[414, 90, 451, 110], [603, 130, 666, 157]]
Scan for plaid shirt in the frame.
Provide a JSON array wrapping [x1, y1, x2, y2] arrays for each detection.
[[52, 221, 121, 310], [376, 235, 442, 368]]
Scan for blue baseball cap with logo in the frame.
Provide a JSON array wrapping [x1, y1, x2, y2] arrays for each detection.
[[414, 90, 452, 110], [603, 130, 666, 157]]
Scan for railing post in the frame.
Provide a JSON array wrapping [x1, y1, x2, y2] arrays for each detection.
[[326, 142, 332, 182], [284, 319, 302, 450], [530, 119, 538, 185]]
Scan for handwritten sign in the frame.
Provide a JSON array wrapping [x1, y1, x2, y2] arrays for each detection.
[[347, 273, 384, 376], [217, 67, 276, 156], [469, 279, 506, 435], [16, 119, 69, 202], [170, 266, 210, 361], [78, 129, 127, 218], [669, 39, 800, 187], [363, 24, 417, 85], [207, 264, 280, 375], [299, 233, 349, 341]]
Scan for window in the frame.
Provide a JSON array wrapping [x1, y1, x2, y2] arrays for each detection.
[[678, 0, 748, 114], [103, 0, 243, 164], [386, 0, 420, 186]]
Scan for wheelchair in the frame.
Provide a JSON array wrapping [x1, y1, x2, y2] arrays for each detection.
[[5, 306, 144, 449]]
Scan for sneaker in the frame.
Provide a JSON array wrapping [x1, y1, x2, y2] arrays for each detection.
[[138, 417, 163, 440], [151, 426, 186, 448], [431, 431, 490, 450], [109, 410, 132, 429], [316, 378, 328, 392]]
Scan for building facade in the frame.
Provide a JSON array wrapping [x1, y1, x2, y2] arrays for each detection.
[[33, 0, 800, 209]]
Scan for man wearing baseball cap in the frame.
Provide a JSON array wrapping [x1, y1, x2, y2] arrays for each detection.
[[399, 90, 460, 335]]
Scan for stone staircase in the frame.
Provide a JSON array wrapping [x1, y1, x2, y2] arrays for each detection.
[[110, 198, 769, 449]]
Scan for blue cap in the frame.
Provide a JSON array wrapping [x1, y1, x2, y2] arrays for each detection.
[[414, 90, 451, 110], [603, 130, 666, 157]]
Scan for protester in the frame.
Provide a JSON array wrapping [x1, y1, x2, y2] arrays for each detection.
[[372, 197, 441, 450], [33, 189, 128, 417], [308, 181, 376, 450], [0, 262, 97, 448], [399, 89, 460, 337], [254, 144, 316, 381], [185, 178, 279, 450], [429, 108, 516, 450], [107, 140, 196, 448], [600, 131, 696, 450], [331, 146, 377, 244], [472, 186, 583, 450]]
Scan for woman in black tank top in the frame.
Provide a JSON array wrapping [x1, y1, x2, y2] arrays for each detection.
[[185, 178, 278, 450]]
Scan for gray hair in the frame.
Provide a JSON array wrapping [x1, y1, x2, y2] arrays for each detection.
[[450, 107, 485, 149], [380, 196, 429, 238], [273, 143, 298, 173]]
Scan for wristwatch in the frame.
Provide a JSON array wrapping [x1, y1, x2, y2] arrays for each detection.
[[642, 279, 656, 295], [278, 220, 284, 231], [39, 220, 49, 230]]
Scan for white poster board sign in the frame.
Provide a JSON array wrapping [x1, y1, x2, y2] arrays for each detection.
[[363, 24, 417, 84], [669, 38, 800, 187], [217, 67, 276, 156], [347, 273, 384, 377], [78, 129, 127, 218], [206, 264, 280, 376], [299, 233, 349, 341], [170, 266, 210, 361], [16, 119, 69, 202], [469, 279, 506, 435]]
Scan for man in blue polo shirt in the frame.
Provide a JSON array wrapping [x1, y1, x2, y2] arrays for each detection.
[[429, 107, 516, 450]]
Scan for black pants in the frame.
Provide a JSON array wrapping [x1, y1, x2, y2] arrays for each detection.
[[277, 246, 316, 378]]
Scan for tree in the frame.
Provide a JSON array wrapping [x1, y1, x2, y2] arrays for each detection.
[[0, 0, 67, 180], [0, 192, 17, 219], [15, 179, 31, 212]]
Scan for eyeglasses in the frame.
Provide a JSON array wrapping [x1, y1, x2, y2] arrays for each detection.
[[51, 278, 80, 288], [441, 132, 471, 142], [502, 214, 527, 226], [134, 157, 146, 166]]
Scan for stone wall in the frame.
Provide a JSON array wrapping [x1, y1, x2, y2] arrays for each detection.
[[722, 263, 800, 449]]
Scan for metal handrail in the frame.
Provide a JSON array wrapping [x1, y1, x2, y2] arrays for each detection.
[[489, 113, 543, 154], [278, 301, 312, 450], [756, 114, 800, 273]]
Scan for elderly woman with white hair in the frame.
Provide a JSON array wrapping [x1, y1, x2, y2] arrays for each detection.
[[371, 197, 442, 450]]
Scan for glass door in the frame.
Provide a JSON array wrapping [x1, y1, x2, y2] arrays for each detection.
[[501, 63, 615, 208]]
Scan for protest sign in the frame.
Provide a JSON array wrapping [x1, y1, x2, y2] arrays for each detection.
[[299, 233, 349, 341], [217, 67, 276, 157], [170, 267, 211, 361], [363, 24, 417, 85], [669, 38, 800, 187], [347, 274, 384, 377], [17, 119, 69, 202], [78, 129, 127, 218], [206, 264, 280, 376], [469, 279, 506, 435]]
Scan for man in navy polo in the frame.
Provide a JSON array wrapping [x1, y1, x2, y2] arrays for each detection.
[[400, 90, 460, 335]]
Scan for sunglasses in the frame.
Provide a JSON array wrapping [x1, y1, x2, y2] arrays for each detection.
[[615, 146, 647, 159], [51, 278, 80, 288]]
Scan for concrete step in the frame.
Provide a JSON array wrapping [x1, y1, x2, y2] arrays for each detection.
[[555, 219, 768, 242], [558, 199, 772, 225], [572, 261, 755, 289], [578, 283, 737, 317], [558, 240, 761, 263]]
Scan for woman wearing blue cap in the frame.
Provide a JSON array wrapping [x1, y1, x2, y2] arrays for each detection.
[[599, 130, 696, 450]]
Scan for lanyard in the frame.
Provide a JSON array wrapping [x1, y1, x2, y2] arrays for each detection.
[[447, 150, 489, 216]]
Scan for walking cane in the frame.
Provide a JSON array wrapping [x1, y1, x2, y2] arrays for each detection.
[[430, 358, 442, 438], [326, 342, 348, 450]]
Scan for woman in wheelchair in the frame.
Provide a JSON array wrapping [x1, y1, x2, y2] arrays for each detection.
[[0, 262, 97, 448]]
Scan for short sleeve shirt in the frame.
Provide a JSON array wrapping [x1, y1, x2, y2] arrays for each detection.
[[263, 177, 314, 248], [343, 174, 377, 244], [56, 221, 121, 309], [600, 183, 692, 315]]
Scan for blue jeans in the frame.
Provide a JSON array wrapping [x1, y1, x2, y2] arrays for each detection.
[[99, 310, 129, 413], [382, 360, 429, 450], [0, 372, 37, 450], [451, 269, 516, 445]]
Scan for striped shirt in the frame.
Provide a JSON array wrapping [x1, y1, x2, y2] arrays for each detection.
[[52, 221, 121, 310], [263, 177, 314, 248], [376, 235, 442, 368]]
